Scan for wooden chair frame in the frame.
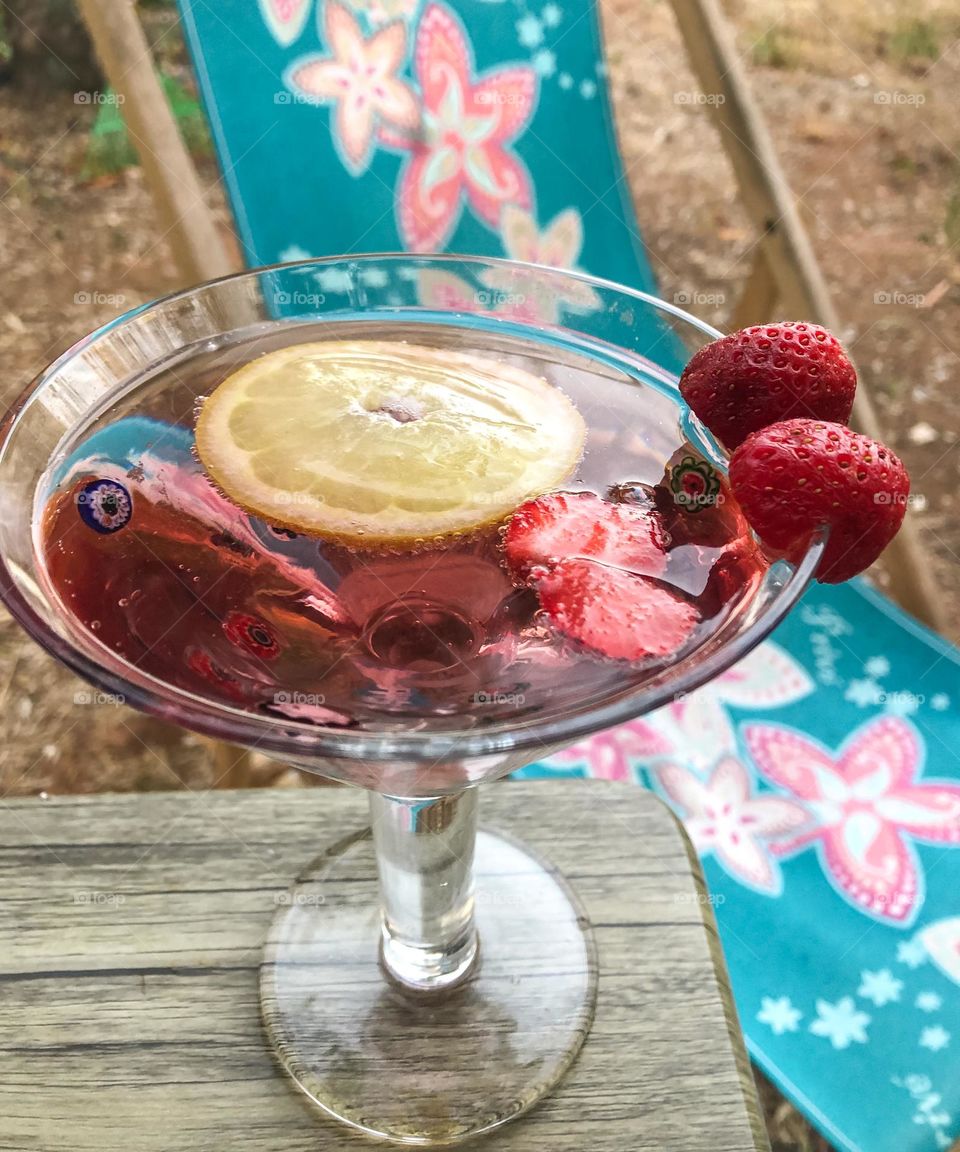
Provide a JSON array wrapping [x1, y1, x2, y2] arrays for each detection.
[[75, 0, 947, 788]]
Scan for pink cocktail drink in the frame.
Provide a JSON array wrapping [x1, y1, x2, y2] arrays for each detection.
[[36, 321, 767, 750]]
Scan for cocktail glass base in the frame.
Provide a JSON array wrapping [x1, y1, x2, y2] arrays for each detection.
[[260, 827, 598, 1146]]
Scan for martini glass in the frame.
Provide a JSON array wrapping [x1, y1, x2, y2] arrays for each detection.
[[0, 255, 822, 1145]]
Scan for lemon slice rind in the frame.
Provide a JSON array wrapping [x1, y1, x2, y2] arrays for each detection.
[[195, 340, 586, 546]]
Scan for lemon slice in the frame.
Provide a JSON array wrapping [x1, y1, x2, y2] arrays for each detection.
[[195, 340, 586, 545]]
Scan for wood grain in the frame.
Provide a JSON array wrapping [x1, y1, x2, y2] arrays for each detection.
[[0, 782, 768, 1151]]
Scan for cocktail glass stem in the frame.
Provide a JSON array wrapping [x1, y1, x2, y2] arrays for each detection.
[[370, 789, 480, 992]]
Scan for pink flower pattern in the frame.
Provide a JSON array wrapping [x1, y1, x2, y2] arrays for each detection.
[[920, 917, 960, 984], [344, 0, 420, 26], [655, 757, 811, 894], [260, 0, 312, 46], [385, 3, 537, 250], [547, 718, 672, 782], [651, 642, 814, 769], [286, 3, 419, 175], [485, 204, 600, 321], [416, 266, 542, 323], [539, 641, 813, 780], [746, 716, 960, 924]]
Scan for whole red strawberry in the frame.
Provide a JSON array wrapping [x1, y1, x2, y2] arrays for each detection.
[[729, 418, 909, 583], [679, 323, 856, 449]]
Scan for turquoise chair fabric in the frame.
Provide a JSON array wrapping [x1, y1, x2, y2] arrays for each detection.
[[178, 3, 960, 1149], [179, 0, 655, 291]]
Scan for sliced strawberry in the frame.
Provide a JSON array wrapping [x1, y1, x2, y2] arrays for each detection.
[[728, 418, 909, 584], [534, 559, 700, 661], [679, 322, 856, 449], [503, 491, 668, 580]]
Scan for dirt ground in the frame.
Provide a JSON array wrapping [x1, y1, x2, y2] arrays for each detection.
[[1, 2, 958, 1148]]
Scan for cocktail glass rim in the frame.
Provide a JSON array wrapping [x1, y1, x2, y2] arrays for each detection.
[[0, 252, 825, 766]]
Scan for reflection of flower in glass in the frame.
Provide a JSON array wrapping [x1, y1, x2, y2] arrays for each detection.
[[77, 479, 133, 534], [548, 718, 671, 782], [417, 205, 598, 324], [482, 204, 600, 322], [223, 612, 281, 660]]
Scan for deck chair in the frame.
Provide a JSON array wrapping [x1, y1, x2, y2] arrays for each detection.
[[78, 2, 960, 1150]]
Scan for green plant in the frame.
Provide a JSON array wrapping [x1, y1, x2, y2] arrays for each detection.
[[888, 18, 939, 63], [81, 74, 212, 180], [750, 27, 802, 70], [0, 8, 12, 69]]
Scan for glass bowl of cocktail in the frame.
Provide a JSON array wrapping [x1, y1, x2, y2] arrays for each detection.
[[0, 255, 823, 1145]]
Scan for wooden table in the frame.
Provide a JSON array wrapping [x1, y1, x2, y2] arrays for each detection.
[[0, 782, 768, 1151]]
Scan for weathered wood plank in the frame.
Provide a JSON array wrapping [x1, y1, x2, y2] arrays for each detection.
[[0, 783, 767, 1151]]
